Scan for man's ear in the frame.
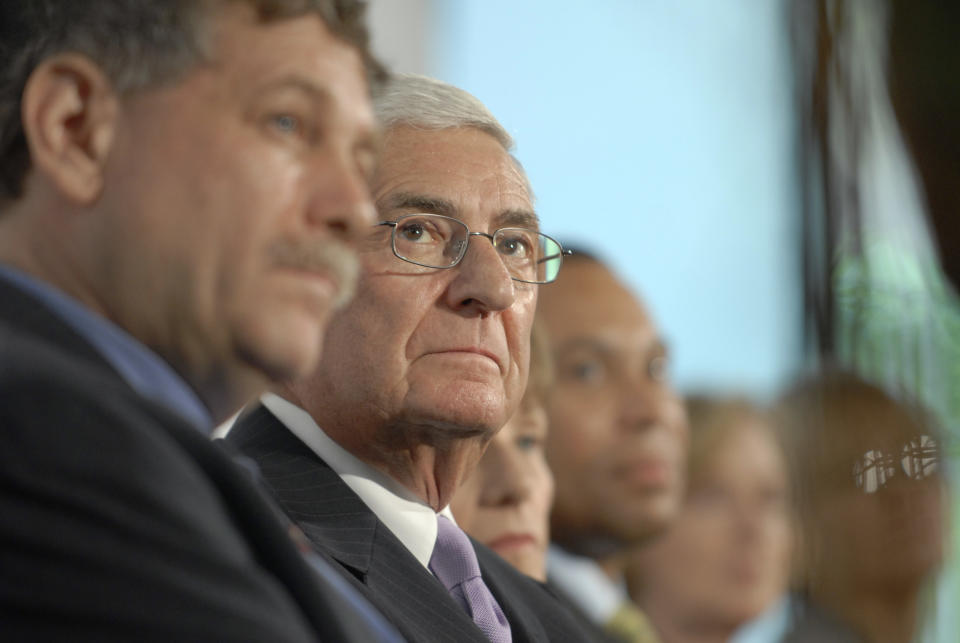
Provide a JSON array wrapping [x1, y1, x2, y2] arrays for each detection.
[[20, 53, 119, 205]]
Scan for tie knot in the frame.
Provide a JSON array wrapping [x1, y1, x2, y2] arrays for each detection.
[[430, 514, 482, 591]]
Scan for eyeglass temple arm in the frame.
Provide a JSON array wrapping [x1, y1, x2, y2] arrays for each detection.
[[537, 249, 574, 265]]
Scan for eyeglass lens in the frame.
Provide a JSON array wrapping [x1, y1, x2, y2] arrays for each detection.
[[852, 434, 940, 493]]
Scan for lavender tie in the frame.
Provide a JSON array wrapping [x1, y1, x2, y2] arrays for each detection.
[[429, 515, 512, 643]]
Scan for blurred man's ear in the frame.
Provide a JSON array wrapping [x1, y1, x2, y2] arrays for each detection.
[[20, 53, 118, 205]]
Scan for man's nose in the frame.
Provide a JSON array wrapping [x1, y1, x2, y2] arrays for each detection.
[[443, 234, 516, 315], [620, 376, 675, 433], [305, 153, 376, 244]]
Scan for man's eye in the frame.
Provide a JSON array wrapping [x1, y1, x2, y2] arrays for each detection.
[[515, 435, 543, 452], [496, 233, 533, 258], [269, 113, 301, 135], [569, 360, 604, 383], [398, 223, 432, 243]]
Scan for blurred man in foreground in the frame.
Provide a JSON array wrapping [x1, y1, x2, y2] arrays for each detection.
[[0, 1, 396, 640], [538, 251, 689, 642]]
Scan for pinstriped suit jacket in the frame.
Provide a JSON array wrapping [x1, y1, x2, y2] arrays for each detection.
[[228, 404, 602, 643]]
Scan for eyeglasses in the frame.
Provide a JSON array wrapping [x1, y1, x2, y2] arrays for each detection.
[[851, 434, 940, 494], [377, 213, 570, 284]]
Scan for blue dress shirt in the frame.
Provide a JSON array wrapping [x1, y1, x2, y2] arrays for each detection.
[[0, 265, 211, 431]]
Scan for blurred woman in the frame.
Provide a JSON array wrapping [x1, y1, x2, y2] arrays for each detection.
[[451, 321, 555, 580], [626, 396, 793, 643], [776, 372, 946, 643]]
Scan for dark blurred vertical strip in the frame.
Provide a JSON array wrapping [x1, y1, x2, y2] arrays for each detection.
[[805, 0, 836, 361], [888, 1, 960, 294], [793, 0, 871, 364]]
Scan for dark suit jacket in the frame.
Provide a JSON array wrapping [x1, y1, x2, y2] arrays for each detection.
[[228, 404, 603, 643], [0, 275, 392, 641]]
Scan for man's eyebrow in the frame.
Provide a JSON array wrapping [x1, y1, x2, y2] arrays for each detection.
[[380, 193, 457, 217], [554, 337, 613, 356], [259, 76, 333, 104], [379, 193, 539, 229], [495, 209, 540, 230]]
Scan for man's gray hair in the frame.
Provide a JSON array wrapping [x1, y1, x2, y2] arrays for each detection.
[[374, 73, 533, 198], [373, 73, 515, 151]]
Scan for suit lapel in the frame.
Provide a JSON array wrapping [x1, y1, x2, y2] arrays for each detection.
[[226, 404, 378, 575], [229, 405, 490, 642]]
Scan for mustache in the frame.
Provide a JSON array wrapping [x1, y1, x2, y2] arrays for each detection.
[[268, 239, 360, 309]]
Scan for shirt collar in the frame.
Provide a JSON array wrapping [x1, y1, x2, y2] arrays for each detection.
[[547, 544, 629, 624], [261, 393, 455, 569], [0, 265, 212, 431]]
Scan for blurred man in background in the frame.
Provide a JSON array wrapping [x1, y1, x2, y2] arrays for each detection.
[[538, 251, 689, 643]]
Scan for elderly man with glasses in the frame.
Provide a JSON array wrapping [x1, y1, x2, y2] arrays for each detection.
[[226, 74, 593, 642]]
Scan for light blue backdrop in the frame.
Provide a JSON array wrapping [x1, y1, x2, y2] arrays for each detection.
[[425, 0, 800, 398]]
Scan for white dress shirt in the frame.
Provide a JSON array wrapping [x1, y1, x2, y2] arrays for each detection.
[[260, 393, 455, 569]]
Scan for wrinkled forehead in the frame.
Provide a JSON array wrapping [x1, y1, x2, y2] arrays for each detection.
[[372, 125, 536, 230]]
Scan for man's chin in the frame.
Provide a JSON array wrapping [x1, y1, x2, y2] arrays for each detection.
[[406, 396, 510, 439], [407, 378, 515, 426], [395, 412, 497, 445]]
